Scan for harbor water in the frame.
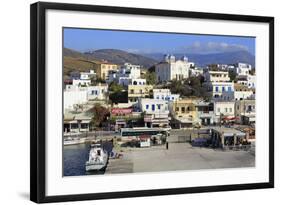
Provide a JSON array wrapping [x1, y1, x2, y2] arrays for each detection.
[[63, 142, 106, 176]]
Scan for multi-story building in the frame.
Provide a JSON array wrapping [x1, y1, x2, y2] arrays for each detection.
[[72, 79, 91, 87], [107, 63, 144, 86], [118, 77, 146, 86], [86, 84, 108, 100], [139, 98, 170, 128], [203, 70, 234, 101], [235, 63, 252, 75], [94, 62, 118, 80], [236, 74, 256, 88], [155, 55, 191, 82], [195, 101, 215, 125], [64, 89, 88, 112], [234, 83, 255, 101], [204, 70, 230, 82], [235, 99, 255, 125], [205, 81, 234, 101], [170, 98, 201, 128], [213, 101, 235, 124], [128, 84, 153, 104], [119, 63, 141, 79], [153, 89, 180, 102]]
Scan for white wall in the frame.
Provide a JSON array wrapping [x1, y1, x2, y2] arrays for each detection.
[[0, 1, 280, 205]]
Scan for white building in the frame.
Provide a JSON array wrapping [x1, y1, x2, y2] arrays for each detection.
[[234, 84, 255, 101], [64, 89, 88, 111], [70, 70, 95, 80], [118, 77, 146, 86], [214, 101, 235, 123], [205, 81, 234, 101], [80, 70, 95, 80], [86, 84, 108, 100], [235, 63, 252, 75], [153, 89, 180, 102], [72, 79, 91, 87], [119, 63, 141, 79], [139, 98, 170, 128], [204, 70, 230, 82], [155, 55, 191, 82], [236, 74, 256, 88], [107, 63, 143, 85]]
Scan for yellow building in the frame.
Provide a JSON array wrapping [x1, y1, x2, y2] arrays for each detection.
[[171, 98, 201, 128], [94, 62, 118, 80], [128, 85, 153, 103]]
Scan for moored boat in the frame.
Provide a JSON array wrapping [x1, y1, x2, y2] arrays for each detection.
[[64, 137, 85, 146], [85, 143, 109, 171]]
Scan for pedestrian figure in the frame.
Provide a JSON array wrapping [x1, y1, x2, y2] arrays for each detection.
[[166, 142, 169, 150]]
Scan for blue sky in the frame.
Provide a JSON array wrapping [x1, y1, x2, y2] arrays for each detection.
[[64, 28, 255, 55]]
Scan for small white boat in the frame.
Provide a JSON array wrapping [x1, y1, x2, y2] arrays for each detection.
[[64, 137, 85, 146], [85, 143, 108, 171]]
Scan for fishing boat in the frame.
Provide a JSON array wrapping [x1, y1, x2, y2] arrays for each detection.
[[85, 143, 108, 171], [63, 137, 85, 146]]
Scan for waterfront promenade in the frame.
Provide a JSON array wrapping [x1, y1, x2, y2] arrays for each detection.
[[105, 143, 255, 174]]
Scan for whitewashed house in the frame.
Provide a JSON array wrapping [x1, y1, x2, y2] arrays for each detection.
[[153, 89, 180, 102], [155, 55, 191, 82], [204, 70, 230, 82], [139, 98, 170, 128], [236, 74, 256, 88], [234, 84, 255, 101], [64, 89, 88, 112], [86, 84, 108, 100], [235, 63, 252, 75], [214, 101, 235, 124]]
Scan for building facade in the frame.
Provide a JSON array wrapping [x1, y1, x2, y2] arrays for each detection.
[[153, 89, 180, 102], [155, 55, 191, 82], [139, 98, 170, 128], [213, 101, 235, 124], [170, 98, 201, 128], [235, 99, 255, 124], [94, 62, 118, 80], [128, 84, 153, 104]]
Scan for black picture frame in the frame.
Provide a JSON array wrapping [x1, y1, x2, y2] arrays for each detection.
[[30, 1, 274, 203]]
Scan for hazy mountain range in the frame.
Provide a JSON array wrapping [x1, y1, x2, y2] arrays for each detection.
[[64, 48, 255, 70]]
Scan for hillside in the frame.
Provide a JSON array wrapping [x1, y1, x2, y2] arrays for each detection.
[[83, 49, 157, 68], [63, 56, 96, 75]]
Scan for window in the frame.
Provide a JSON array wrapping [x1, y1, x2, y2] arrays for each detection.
[[237, 105, 240, 110], [225, 108, 228, 113], [229, 108, 232, 112], [157, 104, 161, 109], [176, 107, 179, 112], [215, 86, 219, 92], [181, 107, 185, 113], [217, 108, 220, 113], [146, 105, 149, 110], [152, 104, 155, 111], [222, 87, 225, 92], [130, 90, 134, 94]]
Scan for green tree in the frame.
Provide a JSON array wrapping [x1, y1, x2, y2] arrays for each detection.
[[109, 81, 123, 92], [144, 71, 156, 85], [229, 70, 237, 82], [88, 103, 110, 128]]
